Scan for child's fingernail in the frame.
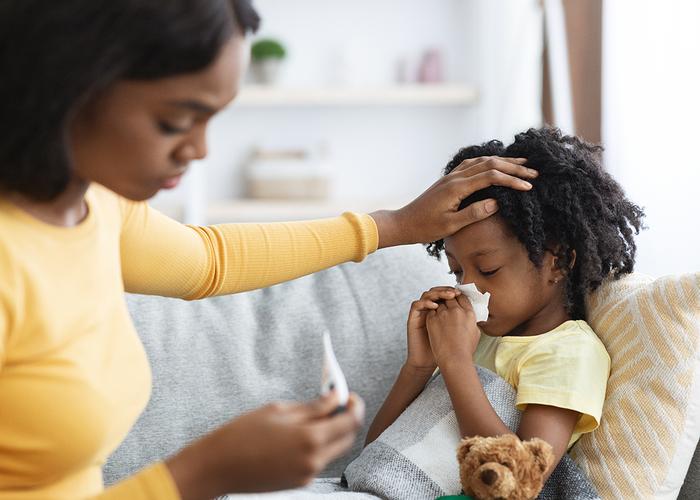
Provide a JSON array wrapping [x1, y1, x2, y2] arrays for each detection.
[[522, 181, 533, 189], [528, 168, 538, 176], [485, 200, 498, 213]]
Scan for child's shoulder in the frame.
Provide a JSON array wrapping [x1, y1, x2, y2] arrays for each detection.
[[553, 319, 598, 339], [530, 320, 610, 363]]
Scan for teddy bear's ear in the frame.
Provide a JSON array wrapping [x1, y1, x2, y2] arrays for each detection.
[[524, 438, 555, 474], [456, 436, 479, 462]]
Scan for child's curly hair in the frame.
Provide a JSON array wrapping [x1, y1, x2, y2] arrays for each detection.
[[426, 127, 645, 320]]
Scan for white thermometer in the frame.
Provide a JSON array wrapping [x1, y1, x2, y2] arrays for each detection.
[[321, 331, 349, 412]]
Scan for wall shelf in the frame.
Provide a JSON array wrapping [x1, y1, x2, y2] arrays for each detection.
[[233, 84, 478, 107]]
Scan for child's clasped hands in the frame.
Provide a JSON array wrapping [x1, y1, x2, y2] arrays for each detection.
[[406, 286, 481, 373]]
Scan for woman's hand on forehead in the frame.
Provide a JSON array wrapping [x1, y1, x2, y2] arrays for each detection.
[[372, 157, 538, 248]]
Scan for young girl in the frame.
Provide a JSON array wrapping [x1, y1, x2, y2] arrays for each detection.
[[365, 127, 645, 477]]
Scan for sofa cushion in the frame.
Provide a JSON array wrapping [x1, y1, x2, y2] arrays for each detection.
[[572, 272, 700, 499], [104, 245, 450, 485]]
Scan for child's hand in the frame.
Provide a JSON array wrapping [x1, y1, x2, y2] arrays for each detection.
[[406, 287, 461, 373], [425, 293, 480, 367]]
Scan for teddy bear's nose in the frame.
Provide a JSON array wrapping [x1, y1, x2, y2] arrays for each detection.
[[480, 468, 498, 486]]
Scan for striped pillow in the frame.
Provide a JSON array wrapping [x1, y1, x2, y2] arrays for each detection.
[[571, 272, 700, 498]]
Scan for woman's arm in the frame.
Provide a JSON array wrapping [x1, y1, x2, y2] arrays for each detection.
[[364, 365, 434, 446], [118, 200, 377, 298], [115, 157, 537, 299]]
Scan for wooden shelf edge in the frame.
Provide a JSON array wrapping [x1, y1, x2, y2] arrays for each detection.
[[233, 84, 478, 107]]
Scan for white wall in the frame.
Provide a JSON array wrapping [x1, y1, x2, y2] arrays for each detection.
[[151, 0, 544, 221], [603, 0, 700, 276], [469, 0, 544, 143]]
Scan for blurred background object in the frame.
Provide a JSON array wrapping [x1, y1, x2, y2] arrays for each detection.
[[417, 48, 445, 84], [150, 0, 699, 276], [244, 146, 330, 200], [250, 38, 287, 84]]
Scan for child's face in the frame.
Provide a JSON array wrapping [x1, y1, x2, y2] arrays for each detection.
[[444, 215, 567, 337]]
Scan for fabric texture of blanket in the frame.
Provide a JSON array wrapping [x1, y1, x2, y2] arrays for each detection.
[[343, 366, 600, 500]]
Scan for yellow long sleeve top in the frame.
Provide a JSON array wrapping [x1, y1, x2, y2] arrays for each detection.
[[0, 184, 378, 500]]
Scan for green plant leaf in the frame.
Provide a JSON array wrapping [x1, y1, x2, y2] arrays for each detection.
[[251, 38, 286, 61]]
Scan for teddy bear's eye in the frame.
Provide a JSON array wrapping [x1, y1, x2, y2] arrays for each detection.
[[479, 459, 486, 465]]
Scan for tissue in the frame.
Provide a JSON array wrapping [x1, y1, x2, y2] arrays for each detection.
[[455, 283, 491, 322]]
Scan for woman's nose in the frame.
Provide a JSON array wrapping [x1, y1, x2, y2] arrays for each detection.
[[175, 128, 208, 164]]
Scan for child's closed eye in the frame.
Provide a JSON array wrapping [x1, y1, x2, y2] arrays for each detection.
[[448, 268, 500, 280], [480, 268, 500, 277]]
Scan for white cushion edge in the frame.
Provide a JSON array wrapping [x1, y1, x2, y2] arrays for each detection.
[[657, 346, 700, 498]]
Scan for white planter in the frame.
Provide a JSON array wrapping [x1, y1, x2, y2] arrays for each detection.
[[250, 59, 284, 85]]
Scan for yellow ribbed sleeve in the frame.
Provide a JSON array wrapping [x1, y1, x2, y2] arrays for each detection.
[[118, 199, 378, 299], [91, 463, 180, 500]]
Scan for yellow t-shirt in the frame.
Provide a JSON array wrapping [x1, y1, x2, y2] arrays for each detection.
[[474, 320, 610, 448], [0, 184, 378, 500]]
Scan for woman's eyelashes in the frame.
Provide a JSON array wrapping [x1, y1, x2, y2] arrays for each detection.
[[157, 120, 190, 135]]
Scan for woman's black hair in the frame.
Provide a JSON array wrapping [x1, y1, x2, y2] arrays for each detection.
[[427, 127, 645, 320], [0, 0, 260, 201]]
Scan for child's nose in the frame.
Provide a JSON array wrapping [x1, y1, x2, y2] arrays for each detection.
[[460, 276, 487, 294], [460, 271, 478, 286]]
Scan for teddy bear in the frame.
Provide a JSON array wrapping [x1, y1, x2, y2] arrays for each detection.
[[456, 434, 554, 500]]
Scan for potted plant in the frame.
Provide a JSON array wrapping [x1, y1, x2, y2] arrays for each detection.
[[250, 38, 286, 85]]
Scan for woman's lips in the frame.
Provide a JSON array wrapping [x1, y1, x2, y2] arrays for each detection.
[[162, 174, 183, 189]]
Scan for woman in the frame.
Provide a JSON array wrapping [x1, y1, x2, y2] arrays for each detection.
[[0, 1, 538, 499]]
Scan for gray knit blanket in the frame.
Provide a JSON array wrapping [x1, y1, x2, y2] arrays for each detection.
[[343, 366, 600, 500]]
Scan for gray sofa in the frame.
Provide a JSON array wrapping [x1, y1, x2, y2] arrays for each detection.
[[104, 244, 700, 499]]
